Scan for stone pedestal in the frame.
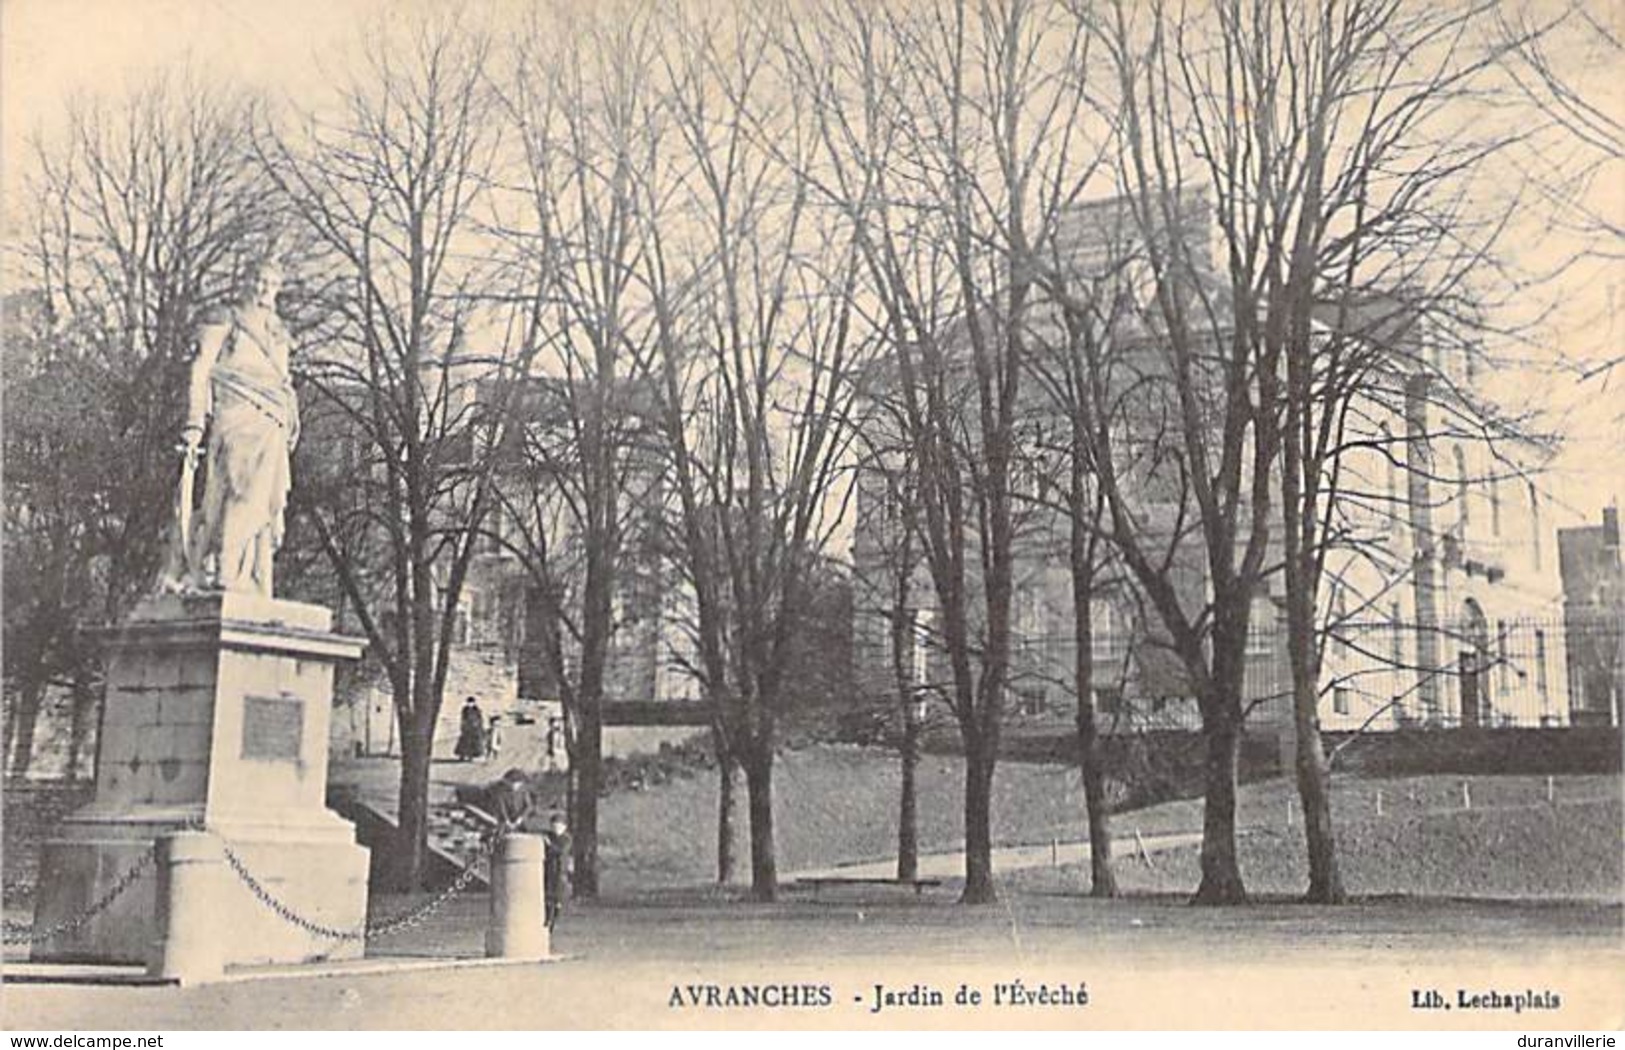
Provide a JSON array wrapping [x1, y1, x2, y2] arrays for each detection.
[[31, 593, 370, 968]]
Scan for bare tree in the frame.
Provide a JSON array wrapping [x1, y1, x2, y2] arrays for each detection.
[[1023, 225, 1138, 898], [1498, 2, 1623, 403], [1499, 2, 1622, 250], [485, 9, 673, 900], [1069, 0, 1541, 903], [850, 426, 931, 882], [1044, 0, 1288, 904], [785, 0, 1101, 903], [638, 7, 869, 901], [258, 16, 523, 891], [4, 77, 275, 776]]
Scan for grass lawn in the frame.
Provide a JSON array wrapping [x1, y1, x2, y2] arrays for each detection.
[[599, 744, 1622, 901], [1011, 772, 1622, 901], [598, 744, 1088, 892]]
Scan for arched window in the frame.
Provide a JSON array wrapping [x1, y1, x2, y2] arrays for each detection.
[[1535, 628, 1549, 700], [1529, 482, 1542, 569], [912, 608, 935, 687], [1379, 422, 1397, 500], [1496, 620, 1509, 695], [1453, 446, 1469, 528]]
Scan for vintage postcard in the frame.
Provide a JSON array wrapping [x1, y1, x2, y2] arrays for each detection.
[[2, 0, 1620, 1033]]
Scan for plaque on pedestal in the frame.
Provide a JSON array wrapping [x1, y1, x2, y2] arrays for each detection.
[[31, 593, 371, 967]]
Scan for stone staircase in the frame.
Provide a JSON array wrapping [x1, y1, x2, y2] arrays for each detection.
[[426, 802, 495, 880], [327, 786, 493, 891]]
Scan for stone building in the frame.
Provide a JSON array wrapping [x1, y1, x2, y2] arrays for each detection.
[[1558, 506, 1624, 726], [331, 373, 700, 764], [1310, 329, 1574, 732], [851, 192, 1576, 738]]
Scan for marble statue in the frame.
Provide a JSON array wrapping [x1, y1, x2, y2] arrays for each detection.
[[159, 260, 300, 597]]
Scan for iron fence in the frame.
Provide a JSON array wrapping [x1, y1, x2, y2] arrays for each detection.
[[853, 613, 1623, 734]]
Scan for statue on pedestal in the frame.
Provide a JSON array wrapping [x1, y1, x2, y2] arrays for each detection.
[[34, 258, 371, 971], [158, 259, 299, 598]]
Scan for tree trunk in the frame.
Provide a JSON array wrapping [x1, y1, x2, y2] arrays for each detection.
[[572, 703, 602, 899], [1280, 266, 1347, 904], [1281, 514, 1347, 904], [1293, 678, 1346, 903], [897, 699, 920, 882], [1191, 707, 1246, 905], [1069, 519, 1115, 897], [960, 735, 997, 904], [1075, 702, 1116, 898], [392, 715, 433, 891], [716, 746, 738, 885], [743, 747, 777, 902]]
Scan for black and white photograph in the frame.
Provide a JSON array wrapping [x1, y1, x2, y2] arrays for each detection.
[[1, 0, 1621, 1033]]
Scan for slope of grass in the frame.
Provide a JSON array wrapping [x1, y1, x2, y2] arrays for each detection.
[[1015, 774, 1623, 901], [599, 744, 1622, 902], [598, 744, 1088, 893]]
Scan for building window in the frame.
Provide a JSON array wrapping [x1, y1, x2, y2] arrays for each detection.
[[1535, 628, 1549, 700], [1496, 621, 1509, 694], [1094, 685, 1122, 716], [1333, 686, 1351, 715], [455, 586, 487, 646], [1453, 446, 1469, 528], [1489, 474, 1501, 537], [1379, 422, 1397, 501], [1246, 616, 1274, 657], [1529, 483, 1542, 569], [1015, 588, 1042, 654], [912, 609, 934, 687], [1090, 602, 1121, 660]]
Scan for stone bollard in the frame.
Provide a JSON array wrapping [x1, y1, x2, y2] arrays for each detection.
[[486, 833, 549, 960], [151, 830, 225, 985]]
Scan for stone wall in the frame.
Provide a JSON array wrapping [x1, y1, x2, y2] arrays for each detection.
[[2, 779, 93, 906], [331, 645, 521, 759]]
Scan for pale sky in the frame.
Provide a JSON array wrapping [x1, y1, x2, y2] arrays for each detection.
[[1, 0, 370, 138], [3, 0, 1620, 522]]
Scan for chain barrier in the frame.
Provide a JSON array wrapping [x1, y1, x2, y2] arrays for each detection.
[[8, 824, 497, 949], [220, 831, 498, 941], [2, 850, 156, 946]]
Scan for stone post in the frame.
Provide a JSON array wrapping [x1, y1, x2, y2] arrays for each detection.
[[485, 833, 548, 960], [151, 830, 225, 985]]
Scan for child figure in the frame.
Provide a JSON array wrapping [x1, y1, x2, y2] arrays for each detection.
[[542, 812, 571, 929], [485, 714, 504, 762]]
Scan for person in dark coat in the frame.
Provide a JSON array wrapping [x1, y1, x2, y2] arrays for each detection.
[[455, 696, 485, 761], [542, 812, 571, 929], [487, 769, 533, 833]]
